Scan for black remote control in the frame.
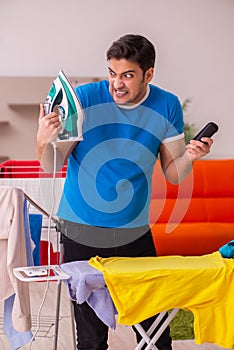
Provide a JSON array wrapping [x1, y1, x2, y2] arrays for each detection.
[[193, 122, 219, 143]]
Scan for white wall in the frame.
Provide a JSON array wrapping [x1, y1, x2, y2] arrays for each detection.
[[0, 0, 233, 159]]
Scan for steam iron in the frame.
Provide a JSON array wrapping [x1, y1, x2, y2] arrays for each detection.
[[44, 70, 84, 142]]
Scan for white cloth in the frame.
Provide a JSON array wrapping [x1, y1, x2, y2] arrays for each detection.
[[0, 178, 64, 250], [0, 186, 31, 332]]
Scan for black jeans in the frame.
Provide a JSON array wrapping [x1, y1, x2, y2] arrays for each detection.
[[61, 222, 172, 350]]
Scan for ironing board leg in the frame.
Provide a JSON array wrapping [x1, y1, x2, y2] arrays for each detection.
[[53, 236, 63, 350], [134, 309, 179, 350], [134, 321, 158, 349], [53, 280, 62, 350], [134, 311, 168, 350], [53, 282, 77, 350], [53, 237, 77, 350]]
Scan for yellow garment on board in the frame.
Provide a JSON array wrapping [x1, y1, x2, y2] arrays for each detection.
[[89, 252, 234, 349]]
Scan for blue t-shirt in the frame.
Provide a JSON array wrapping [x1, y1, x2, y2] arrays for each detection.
[[57, 80, 184, 228]]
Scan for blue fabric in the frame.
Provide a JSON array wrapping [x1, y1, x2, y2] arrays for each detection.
[[4, 295, 33, 350], [219, 240, 234, 258], [22, 202, 42, 266], [57, 81, 184, 227], [23, 200, 34, 266], [29, 213, 42, 266]]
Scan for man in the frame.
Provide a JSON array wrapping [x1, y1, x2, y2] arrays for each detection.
[[36, 34, 213, 350]]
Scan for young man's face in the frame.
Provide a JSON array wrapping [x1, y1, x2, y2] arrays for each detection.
[[108, 58, 153, 105]]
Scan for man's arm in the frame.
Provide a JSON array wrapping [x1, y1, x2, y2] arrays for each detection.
[[159, 136, 213, 184], [36, 103, 77, 172]]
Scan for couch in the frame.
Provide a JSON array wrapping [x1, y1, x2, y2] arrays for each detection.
[[150, 159, 234, 256]]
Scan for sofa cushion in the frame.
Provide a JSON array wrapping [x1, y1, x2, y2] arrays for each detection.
[[151, 222, 234, 256], [150, 198, 234, 224]]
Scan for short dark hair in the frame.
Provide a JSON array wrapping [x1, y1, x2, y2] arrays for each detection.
[[106, 34, 156, 73]]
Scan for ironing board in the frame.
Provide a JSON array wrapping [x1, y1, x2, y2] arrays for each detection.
[[61, 253, 234, 350], [60, 260, 179, 350]]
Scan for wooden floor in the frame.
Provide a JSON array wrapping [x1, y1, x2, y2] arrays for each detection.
[[0, 282, 231, 350]]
